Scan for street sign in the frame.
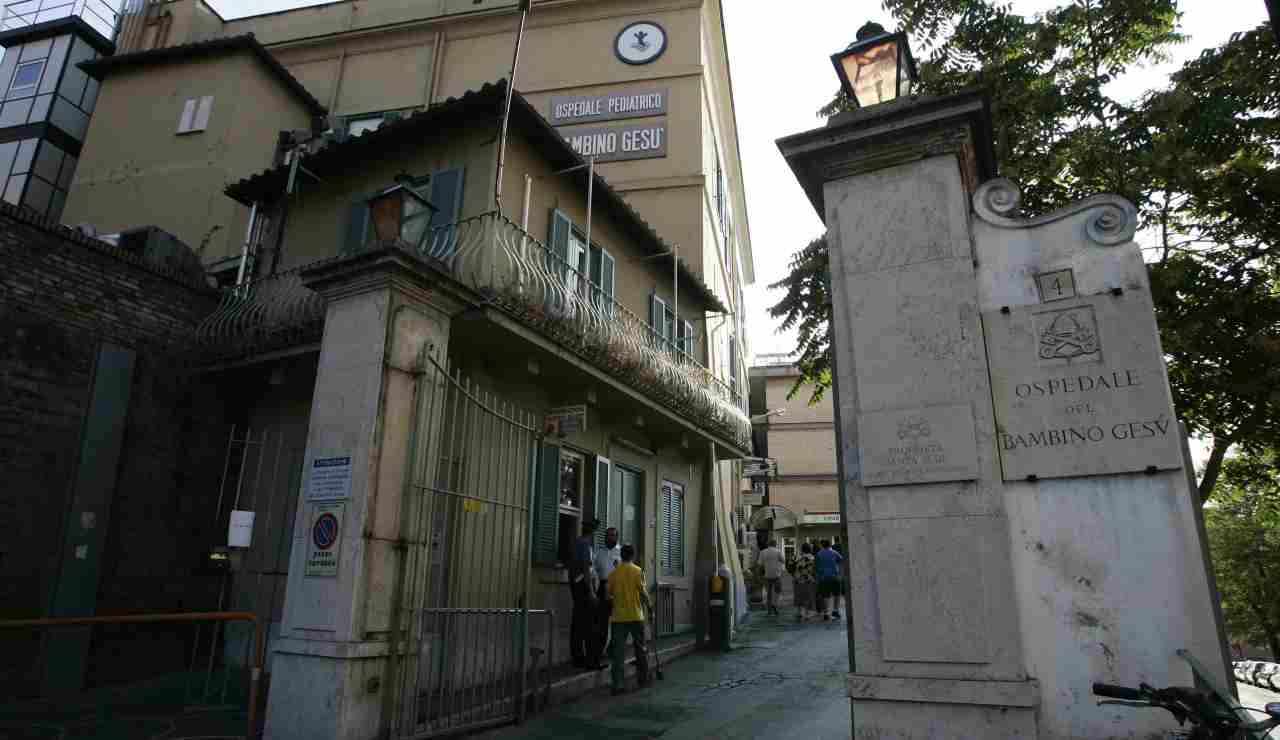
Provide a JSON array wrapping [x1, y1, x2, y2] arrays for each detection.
[[742, 458, 777, 477], [305, 502, 344, 577]]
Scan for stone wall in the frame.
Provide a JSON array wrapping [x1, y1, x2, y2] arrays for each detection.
[[0, 203, 229, 693]]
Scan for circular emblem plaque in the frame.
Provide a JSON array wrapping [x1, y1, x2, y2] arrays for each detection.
[[615, 21, 667, 65]]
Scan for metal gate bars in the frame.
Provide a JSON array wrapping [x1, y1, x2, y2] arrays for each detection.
[[386, 353, 546, 739]]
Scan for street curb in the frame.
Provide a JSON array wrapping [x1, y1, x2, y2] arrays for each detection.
[[538, 639, 699, 708]]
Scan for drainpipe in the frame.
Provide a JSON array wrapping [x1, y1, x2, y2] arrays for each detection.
[[494, 0, 532, 216], [584, 155, 593, 248], [520, 173, 532, 231], [234, 202, 258, 287]]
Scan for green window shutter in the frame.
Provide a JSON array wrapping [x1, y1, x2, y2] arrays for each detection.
[[601, 251, 615, 306], [672, 486, 684, 576], [660, 482, 670, 577], [342, 202, 369, 254], [534, 442, 561, 565], [426, 167, 465, 258], [593, 456, 611, 548], [428, 167, 465, 228], [549, 209, 570, 264]]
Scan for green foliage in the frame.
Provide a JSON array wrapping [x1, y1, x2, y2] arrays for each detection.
[[771, 2, 1280, 501], [1205, 448, 1280, 657]]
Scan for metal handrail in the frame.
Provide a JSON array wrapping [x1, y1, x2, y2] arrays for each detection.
[[417, 211, 751, 448], [0, 611, 265, 739]]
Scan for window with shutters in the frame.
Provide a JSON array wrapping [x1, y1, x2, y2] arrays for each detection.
[[341, 166, 464, 254], [176, 95, 213, 134], [533, 442, 562, 565], [592, 456, 612, 548], [547, 210, 615, 315], [649, 294, 696, 361], [660, 481, 685, 577]]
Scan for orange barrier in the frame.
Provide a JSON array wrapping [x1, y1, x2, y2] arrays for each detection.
[[0, 611, 264, 739]]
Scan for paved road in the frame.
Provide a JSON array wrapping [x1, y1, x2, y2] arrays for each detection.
[[477, 612, 851, 740], [1237, 681, 1280, 738]]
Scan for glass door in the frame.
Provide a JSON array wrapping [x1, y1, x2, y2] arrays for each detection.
[[612, 465, 643, 561]]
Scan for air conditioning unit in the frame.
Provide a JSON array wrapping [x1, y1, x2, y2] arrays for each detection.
[[103, 225, 205, 282]]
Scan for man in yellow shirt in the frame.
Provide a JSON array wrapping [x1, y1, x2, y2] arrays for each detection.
[[606, 544, 651, 695]]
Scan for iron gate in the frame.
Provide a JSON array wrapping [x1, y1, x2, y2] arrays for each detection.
[[387, 354, 544, 739]]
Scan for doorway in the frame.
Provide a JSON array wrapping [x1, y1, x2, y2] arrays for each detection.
[[612, 465, 643, 560]]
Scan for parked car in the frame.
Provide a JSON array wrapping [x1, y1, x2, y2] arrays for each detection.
[[1260, 662, 1280, 691], [1235, 660, 1257, 683]]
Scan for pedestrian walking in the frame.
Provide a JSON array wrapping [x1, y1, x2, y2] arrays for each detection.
[[590, 526, 622, 666], [759, 539, 786, 617], [607, 544, 651, 695], [570, 519, 604, 670], [793, 542, 817, 621], [815, 539, 844, 621]]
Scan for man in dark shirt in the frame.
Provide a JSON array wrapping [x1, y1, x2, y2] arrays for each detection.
[[571, 519, 604, 669]]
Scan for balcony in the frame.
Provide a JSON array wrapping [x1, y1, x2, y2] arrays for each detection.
[[192, 213, 751, 449]]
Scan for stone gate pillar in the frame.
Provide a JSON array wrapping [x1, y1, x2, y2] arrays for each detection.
[[263, 246, 467, 740], [779, 92, 1038, 737], [780, 91, 1225, 739]]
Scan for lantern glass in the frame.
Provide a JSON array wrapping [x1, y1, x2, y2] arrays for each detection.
[[367, 184, 436, 246], [839, 37, 900, 106]]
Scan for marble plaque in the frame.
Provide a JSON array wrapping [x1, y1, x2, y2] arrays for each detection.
[[985, 292, 1183, 480], [859, 403, 980, 487]]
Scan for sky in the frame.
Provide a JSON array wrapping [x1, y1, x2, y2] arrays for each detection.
[[722, 0, 1272, 362]]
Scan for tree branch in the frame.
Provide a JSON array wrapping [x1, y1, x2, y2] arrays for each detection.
[[1200, 436, 1232, 503]]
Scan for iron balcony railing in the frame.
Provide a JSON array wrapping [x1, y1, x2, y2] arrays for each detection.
[[192, 266, 326, 361], [192, 212, 751, 449], [0, 0, 120, 39]]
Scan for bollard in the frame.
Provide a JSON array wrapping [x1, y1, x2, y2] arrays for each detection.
[[708, 565, 732, 652]]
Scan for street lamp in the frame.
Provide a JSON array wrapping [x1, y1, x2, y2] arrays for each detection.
[[749, 408, 785, 424], [367, 183, 436, 247], [831, 21, 919, 108]]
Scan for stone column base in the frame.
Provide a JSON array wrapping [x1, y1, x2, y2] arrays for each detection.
[[263, 641, 391, 739], [849, 674, 1040, 739]]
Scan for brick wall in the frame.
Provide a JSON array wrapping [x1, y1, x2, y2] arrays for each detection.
[[0, 203, 234, 692]]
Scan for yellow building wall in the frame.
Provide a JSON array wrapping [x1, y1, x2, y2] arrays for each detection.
[[765, 374, 834, 426], [768, 480, 839, 517], [63, 53, 315, 263]]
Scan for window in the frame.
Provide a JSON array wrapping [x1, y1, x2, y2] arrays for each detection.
[[649, 293, 674, 351], [176, 96, 213, 134], [10, 60, 44, 96], [729, 332, 739, 404], [548, 209, 615, 312], [343, 110, 405, 138], [660, 481, 685, 577], [677, 319, 695, 360]]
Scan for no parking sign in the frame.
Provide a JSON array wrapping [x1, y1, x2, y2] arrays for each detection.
[[305, 502, 345, 577]]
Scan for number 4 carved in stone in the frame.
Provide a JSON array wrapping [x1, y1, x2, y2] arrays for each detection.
[[1035, 268, 1077, 303]]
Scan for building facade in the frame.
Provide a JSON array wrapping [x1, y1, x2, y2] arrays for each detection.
[[60, 0, 756, 621], [748, 355, 842, 558]]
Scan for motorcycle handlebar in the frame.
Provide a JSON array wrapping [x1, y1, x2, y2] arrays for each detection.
[[1093, 683, 1146, 701]]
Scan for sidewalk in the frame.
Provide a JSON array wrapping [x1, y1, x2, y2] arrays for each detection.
[[475, 607, 852, 739]]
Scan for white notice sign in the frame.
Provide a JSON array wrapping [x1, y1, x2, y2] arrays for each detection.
[[307, 455, 352, 501], [305, 502, 344, 577]]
